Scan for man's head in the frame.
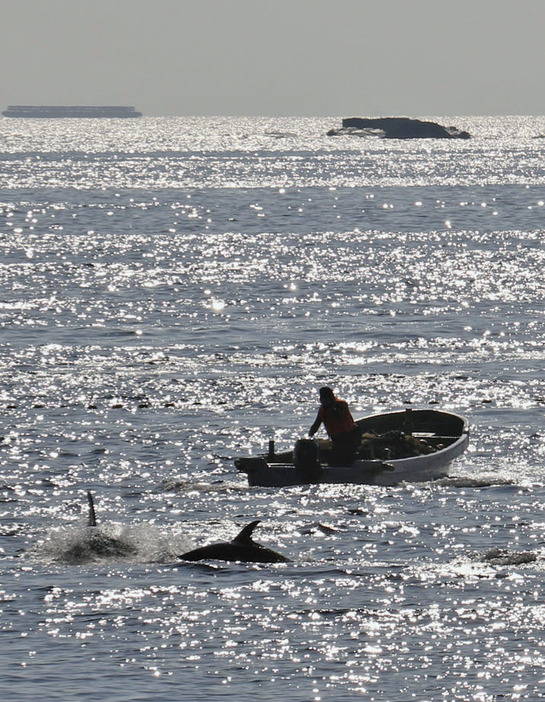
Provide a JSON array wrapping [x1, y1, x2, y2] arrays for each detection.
[[319, 386, 335, 407]]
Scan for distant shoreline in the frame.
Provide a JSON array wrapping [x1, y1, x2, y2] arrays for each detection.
[[2, 105, 142, 118]]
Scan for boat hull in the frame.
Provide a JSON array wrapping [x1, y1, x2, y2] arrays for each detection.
[[237, 409, 469, 488]]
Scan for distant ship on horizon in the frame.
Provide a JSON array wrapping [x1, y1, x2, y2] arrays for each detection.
[[1, 105, 142, 118]]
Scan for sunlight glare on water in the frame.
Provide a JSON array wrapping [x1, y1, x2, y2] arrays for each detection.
[[2, 116, 545, 700]]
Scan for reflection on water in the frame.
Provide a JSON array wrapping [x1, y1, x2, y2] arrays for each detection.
[[2, 117, 545, 700]]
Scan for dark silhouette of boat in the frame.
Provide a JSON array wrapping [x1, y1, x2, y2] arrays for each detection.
[[2, 105, 142, 118], [236, 408, 469, 487]]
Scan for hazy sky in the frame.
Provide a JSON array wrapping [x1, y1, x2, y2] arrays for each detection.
[[1, 0, 543, 116]]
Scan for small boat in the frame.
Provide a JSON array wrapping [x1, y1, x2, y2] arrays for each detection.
[[235, 408, 469, 487]]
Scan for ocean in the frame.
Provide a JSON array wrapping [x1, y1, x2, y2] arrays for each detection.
[[2, 115, 545, 701]]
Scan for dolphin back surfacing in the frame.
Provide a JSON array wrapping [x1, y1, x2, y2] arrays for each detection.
[[67, 491, 137, 562], [179, 520, 290, 563]]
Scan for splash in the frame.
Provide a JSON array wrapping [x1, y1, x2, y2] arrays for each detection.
[[34, 522, 192, 565]]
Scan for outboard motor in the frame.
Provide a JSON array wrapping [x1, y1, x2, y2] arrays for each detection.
[[293, 438, 322, 482]]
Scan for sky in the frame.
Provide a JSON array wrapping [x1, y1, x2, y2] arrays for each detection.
[[0, 0, 543, 117]]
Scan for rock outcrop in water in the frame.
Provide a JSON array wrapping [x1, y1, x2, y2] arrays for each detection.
[[327, 117, 471, 139]]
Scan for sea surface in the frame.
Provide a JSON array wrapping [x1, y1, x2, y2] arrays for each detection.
[[2, 115, 545, 701]]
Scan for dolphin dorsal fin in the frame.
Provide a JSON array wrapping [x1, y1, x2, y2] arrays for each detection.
[[233, 520, 261, 544], [87, 491, 97, 527]]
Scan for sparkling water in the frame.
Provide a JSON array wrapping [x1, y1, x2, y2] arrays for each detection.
[[2, 116, 545, 700]]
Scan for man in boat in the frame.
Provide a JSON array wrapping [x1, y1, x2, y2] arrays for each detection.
[[308, 387, 360, 464]]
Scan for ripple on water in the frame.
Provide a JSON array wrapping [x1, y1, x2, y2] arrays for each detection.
[[4, 117, 545, 699]]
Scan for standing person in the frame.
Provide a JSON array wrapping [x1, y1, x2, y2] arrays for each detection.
[[309, 387, 360, 463]]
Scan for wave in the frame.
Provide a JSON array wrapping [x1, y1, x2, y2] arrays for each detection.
[[434, 476, 516, 488], [161, 478, 248, 494]]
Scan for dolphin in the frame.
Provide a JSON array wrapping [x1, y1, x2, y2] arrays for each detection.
[[59, 491, 137, 562], [179, 520, 290, 563], [87, 490, 97, 526]]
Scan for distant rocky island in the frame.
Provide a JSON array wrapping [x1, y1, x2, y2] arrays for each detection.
[[327, 117, 471, 139], [2, 105, 142, 118]]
